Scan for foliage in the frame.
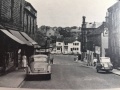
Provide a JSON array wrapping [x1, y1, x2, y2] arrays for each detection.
[[35, 30, 46, 46]]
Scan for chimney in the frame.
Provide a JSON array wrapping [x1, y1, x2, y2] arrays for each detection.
[[82, 16, 86, 24]]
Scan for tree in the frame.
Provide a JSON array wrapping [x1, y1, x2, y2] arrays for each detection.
[[35, 30, 46, 46]]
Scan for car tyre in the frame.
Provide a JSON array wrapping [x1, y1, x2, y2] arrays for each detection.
[[96, 69, 99, 73], [47, 74, 51, 80]]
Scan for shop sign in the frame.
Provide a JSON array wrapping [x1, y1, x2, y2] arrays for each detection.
[[95, 46, 100, 54], [103, 28, 108, 37], [87, 50, 89, 54]]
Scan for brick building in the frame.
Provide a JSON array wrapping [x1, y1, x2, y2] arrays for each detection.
[[0, 0, 25, 30], [24, 1, 37, 39], [87, 22, 108, 65], [0, 0, 38, 73], [81, 16, 101, 61]]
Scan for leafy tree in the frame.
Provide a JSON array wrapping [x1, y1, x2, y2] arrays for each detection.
[[35, 30, 46, 46]]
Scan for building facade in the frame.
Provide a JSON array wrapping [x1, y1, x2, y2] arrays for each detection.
[[81, 16, 102, 61], [0, 0, 25, 30], [87, 22, 108, 65], [0, 0, 38, 72], [24, 1, 37, 39], [55, 38, 81, 54], [107, 1, 120, 68]]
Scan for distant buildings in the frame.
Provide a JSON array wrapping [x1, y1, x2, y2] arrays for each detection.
[[81, 16, 102, 61], [52, 37, 81, 54], [80, 1, 120, 68]]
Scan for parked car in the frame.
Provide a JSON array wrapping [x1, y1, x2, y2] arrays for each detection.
[[96, 57, 113, 73], [26, 54, 51, 80]]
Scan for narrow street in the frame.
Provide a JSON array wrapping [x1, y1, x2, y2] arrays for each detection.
[[21, 55, 120, 89]]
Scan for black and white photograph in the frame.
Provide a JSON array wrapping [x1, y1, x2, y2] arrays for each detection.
[[0, 0, 120, 90]]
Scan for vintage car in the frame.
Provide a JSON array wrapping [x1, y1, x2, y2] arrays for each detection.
[[26, 54, 51, 79], [96, 57, 113, 73]]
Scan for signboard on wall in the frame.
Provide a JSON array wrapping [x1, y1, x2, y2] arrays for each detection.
[[95, 46, 100, 54], [103, 28, 108, 37]]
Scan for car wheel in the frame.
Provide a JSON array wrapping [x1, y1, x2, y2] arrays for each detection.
[[47, 74, 51, 80], [96, 69, 99, 73], [106, 70, 109, 73], [25, 75, 29, 81]]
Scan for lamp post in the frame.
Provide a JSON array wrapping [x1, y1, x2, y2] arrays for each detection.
[[45, 37, 48, 53]]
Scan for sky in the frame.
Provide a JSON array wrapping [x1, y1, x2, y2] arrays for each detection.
[[26, 0, 117, 27]]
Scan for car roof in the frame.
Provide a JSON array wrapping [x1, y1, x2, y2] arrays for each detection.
[[31, 54, 48, 58], [100, 57, 110, 59]]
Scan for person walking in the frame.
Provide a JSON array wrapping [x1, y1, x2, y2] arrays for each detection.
[[22, 54, 27, 71], [93, 58, 97, 67], [48, 53, 54, 64]]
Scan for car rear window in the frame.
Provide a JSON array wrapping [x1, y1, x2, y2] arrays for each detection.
[[100, 58, 110, 63], [34, 57, 47, 62]]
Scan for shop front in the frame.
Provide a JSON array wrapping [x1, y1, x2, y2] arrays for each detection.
[[0, 29, 25, 73], [95, 46, 101, 60]]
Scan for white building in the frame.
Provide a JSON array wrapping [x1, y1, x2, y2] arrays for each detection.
[[55, 41, 64, 54], [54, 38, 81, 54], [67, 40, 81, 54]]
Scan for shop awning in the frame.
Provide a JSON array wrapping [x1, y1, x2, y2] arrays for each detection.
[[0, 29, 25, 44], [20, 32, 37, 45], [9, 30, 32, 46], [20, 32, 41, 48]]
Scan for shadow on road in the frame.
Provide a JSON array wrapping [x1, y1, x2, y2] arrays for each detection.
[[97, 71, 113, 74], [25, 74, 51, 81]]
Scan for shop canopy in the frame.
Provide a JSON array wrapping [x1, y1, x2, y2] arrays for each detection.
[[0, 29, 25, 45], [20, 32, 37, 45], [9, 30, 32, 46], [20, 32, 40, 48]]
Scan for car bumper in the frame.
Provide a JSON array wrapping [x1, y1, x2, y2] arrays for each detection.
[[100, 67, 113, 71], [26, 72, 51, 75]]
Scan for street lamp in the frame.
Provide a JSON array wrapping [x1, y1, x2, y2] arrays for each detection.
[[45, 37, 48, 53]]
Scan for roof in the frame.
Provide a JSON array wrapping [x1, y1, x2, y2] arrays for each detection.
[[56, 38, 64, 42], [71, 28, 81, 32], [25, 1, 37, 12], [31, 54, 48, 58], [64, 37, 76, 43], [87, 22, 106, 36], [108, 1, 119, 12], [85, 22, 102, 28]]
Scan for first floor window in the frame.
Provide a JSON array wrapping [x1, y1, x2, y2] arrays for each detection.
[[57, 47, 60, 50]]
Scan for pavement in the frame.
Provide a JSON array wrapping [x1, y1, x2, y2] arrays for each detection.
[[0, 68, 25, 88], [77, 60, 120, 76]]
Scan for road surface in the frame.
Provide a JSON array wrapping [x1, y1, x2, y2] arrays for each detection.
[[21, 55, 120, 89]]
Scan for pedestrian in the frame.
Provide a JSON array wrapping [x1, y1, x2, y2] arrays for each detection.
[[48, 53, 54, 64], [93, 58, 97, 66], [74, 54, 78, 61], [22, 53, 27, 71]]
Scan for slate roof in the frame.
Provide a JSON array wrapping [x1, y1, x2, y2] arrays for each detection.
[[87, 22, 106, 36], [56, 37, 79, 43], [85, 22, 102, 28]]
